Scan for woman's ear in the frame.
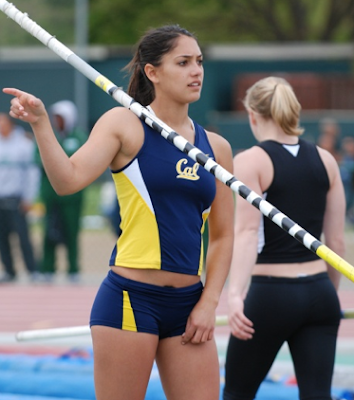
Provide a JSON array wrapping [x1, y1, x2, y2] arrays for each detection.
[[144, 63, 158, 83], [248, 109, 257, 127]]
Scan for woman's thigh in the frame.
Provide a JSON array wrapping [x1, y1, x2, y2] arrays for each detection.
[[156, 336, 220, 400], [91, 326, 159, 400]]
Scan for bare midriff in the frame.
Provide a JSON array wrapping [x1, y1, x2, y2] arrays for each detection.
[[252, 258, 327, 278], [111, 265, 200, 288]]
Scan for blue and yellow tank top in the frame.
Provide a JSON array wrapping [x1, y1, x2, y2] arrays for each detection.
[[109, 119, 216, 276]]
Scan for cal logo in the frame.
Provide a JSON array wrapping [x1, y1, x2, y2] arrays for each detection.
[[176, 158, 200, 181]]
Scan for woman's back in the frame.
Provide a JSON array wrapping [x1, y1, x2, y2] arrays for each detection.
[[256, 138, 329, 264]]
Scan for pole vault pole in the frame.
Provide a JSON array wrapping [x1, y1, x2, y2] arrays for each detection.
[[1, 1, 354, 284], [14, 309, 354, 341], [15, 315, 229, 341]]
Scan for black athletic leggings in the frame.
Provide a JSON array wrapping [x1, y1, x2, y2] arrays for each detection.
[[223, 273, 341, 400]]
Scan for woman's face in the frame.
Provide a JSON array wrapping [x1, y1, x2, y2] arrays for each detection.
[[148, 35, 204, 105]]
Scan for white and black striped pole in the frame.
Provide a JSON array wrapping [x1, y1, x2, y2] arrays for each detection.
[[1, 0, 354, 283], [14, 309, 354, 341]]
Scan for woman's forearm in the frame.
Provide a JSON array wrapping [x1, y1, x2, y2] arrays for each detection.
[[202, 233, 234, 308], [228, 230, 258, 301], [31, 117, 77, 195]]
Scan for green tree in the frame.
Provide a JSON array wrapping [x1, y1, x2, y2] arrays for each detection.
[[0, 0, 74, 46], [1, 0, 354, 46], [89, 0, 354, 44]]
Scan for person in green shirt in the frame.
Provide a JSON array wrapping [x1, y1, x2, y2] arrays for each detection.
[[35, 100, 87, 282]]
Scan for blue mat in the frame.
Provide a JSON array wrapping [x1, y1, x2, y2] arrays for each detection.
[[0, 349, 351, 400]]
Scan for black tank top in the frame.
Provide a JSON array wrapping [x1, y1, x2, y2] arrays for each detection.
[[256, 139, 330, 264]]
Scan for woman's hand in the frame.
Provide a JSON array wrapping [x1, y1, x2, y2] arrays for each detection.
[[228, 295, 254, 340], [2, 88, 47, 124], [181, 302, 216, 345]]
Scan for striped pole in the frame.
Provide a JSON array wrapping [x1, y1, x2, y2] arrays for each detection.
[[342, 308, 354, 319], [16, 325, 90, 341], [1, 1, 354, 283], [15, 310, 354, 341], [15, 315, 228, 341]]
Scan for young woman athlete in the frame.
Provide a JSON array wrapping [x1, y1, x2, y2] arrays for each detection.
[[4, 25, 234, 400]]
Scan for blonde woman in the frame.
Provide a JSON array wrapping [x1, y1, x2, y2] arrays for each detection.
[[224, 76, 346, 400]]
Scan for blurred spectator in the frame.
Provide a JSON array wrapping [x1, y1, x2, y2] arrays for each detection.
[[339, 136, 354, 223], [317, 118, 342, 162], [35, 101, 87, 283], [0, 113, 40, 283]]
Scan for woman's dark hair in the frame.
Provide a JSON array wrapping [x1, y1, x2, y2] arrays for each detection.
[[125, 25, 197, 106]]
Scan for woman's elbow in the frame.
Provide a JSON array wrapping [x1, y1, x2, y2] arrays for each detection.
[[326, 236, 346, 258], [53, 185, 77, 196]]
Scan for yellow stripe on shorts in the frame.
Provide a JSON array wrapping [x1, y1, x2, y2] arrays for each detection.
[[122, 290, 137, 332]]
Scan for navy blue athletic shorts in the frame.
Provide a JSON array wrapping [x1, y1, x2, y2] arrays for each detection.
[[90, 269, 203, 339]]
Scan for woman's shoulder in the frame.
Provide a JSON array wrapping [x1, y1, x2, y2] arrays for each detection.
[[90, 106, 144, 159], [233, 145, 273, 183], [234, 144, 270, 162], [94, 106, 143, 137], [204, 128, 232, 154], [316, 144, 340, 182], [202, 129, 233, 169], [101, 106, 140, 122]]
